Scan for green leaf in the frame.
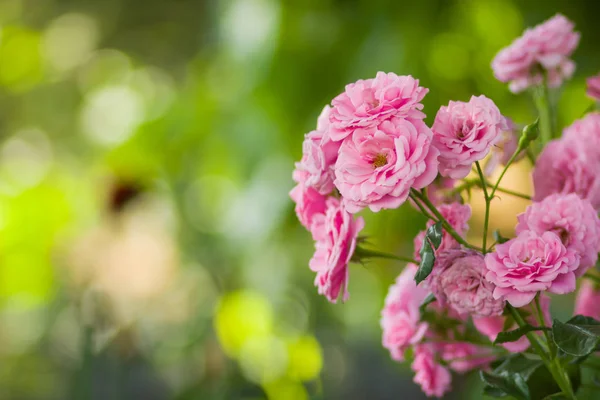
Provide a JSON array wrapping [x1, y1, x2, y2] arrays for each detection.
[[542, 394, 568, 400], [480, 371, 530, 400], [552, 318, 600, 357], [494, 324, 550, 344], [419, 293, 436, 314], [414, 222, 443, 284], [493, 229, 510, 244], [492, 354, 543, 380], [426, 221, 443, 248], [567, 315, 600, 334], [482, 385, 508, 398], [414, 248, 434, 284], [527, 364, 562, 400]]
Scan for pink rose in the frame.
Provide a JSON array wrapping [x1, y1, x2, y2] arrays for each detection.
[[440, 342, 495, 373], [329, 72, 428, 141], [532, 138, 600, 210], [334, 117, 439, 213], [289, 180, 327, 234], [411, 344, 452, 398], [575, 280, 600, 320], [473, 294, 551, 353], [563, 112, 600, 157], [381, 264, 429, 361], [413, 203, 471, 261], [294, 106, 340, 195], [484, 118, 521, 176], [587, 73, 600, 101], [516, 193, 600, 275], [309, 198, 364, 303], [492, 14, 580, 93], [484, 230, 580, 307], [432, 95, 508, 179], [428, 249, 505, 317]]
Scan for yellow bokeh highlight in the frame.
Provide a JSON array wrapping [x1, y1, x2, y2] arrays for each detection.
[[214, 290, 274, 356], [239, 335, 288, 383], [263, 379, 309, 400], [286, 335, 323, 382], [0, 26, 43, 91]]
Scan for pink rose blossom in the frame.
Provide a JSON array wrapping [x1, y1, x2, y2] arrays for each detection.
[[334, 117, 439, 213], [432, 95, 508, 179], [411, 344, 452, 398], [492, 14, 580, 93], [294, 106, 340, 195], [575, 280, 600, 320], [309, 198, 364, 303], [428, 249, 505, 317], [329, 72, 428, 141], [484, 118, 521, 176], [381, 264, 429, 361], [532, 138, 600, 210], [474, 294, 551, 353], [414, 203, 471, 261], [484, 230, 580, 307], [516, 193, 600, 275], [289, 179, 327, 234], [563, 112, 600, 156], [586, 73, 600, 101], [440, 342, 495, 373]]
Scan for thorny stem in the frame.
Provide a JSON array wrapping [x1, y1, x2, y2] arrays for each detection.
[[475, 162, 491, 253], [534, 294, 555, 358], [532, 81, 554, 147], [410, 189, 482, 252], [508, 304, 576, 399], [353, 247, 418, 265], [450, 179, 530, 200], [409, 192, 438, 222]]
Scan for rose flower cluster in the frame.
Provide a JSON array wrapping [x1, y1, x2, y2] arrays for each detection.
[[291, 13, 600, 399]]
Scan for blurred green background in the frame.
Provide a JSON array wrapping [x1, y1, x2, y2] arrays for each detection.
[[0, 0, 599, 399]]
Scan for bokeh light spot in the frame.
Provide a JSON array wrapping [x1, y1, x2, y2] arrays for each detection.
[[80, 85, 144, 146], [42, 13, 99, 73], [214, 290, 274, 356]]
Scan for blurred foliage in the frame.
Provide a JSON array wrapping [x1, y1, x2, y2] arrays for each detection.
[[0, 0, 599, 399]]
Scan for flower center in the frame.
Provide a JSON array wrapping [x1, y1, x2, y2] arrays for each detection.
[[372, 153, 388, 168], [552, 227, 570, 245]]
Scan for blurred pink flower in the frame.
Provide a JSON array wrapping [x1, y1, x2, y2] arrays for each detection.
[[484, 230, 580, 307], [440, 342, 495, 373], [334, 117, 439, 213], [586, 73, 600, 101], [532, 138, 600, 210], [381, 264, 429, 361], [309, 197, 364, 303], [289, 180, 327, 235], [432, 95, 508, 179], [563, 112, 600, 156], [329, 72, 428, 141], [411, 344, 452, 398], [484, 118, 521, 176], [423, 176, 461, 206], [413, 202, 471, 261], [575, 280, 600, 320], [294, 106, 340, 195], [473, 294, 551, 353], [516, 193, 600, 275], [492, 14, 580, 93], [428, 249, 505, 317]]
